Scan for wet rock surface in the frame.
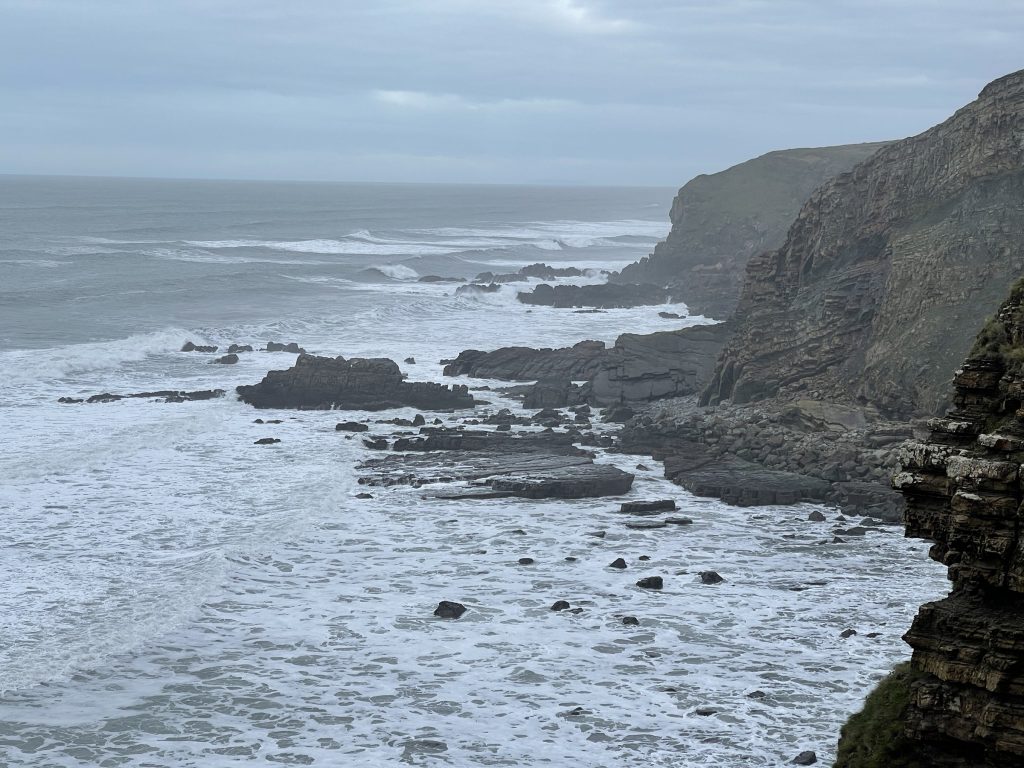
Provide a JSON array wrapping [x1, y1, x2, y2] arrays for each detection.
[[59, 389, 225, 404], [516, 282, 679, 309], [358, 428, 634, 500], [236, 354, 475, 411]]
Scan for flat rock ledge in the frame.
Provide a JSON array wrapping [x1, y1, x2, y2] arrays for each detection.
[[358, 428, 634, 500], [237, 354, 474, 411]]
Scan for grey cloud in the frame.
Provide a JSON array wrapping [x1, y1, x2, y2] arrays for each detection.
[[0, 0, 1020, 184]]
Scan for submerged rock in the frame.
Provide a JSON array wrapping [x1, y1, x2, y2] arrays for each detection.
[[620, 499, 676, 514], [336, 421, 369, 432], [213, 353, 239, 365]]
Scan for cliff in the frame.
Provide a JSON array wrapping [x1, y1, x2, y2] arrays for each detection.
[[704, 71, 1024, 417], [616, 143, 886, 318], [836, 278, 1024, 767]]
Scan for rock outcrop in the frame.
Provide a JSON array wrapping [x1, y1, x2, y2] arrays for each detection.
[[442, 340, 607, 381], [358, 428, 634, 499], [517, 282, 678, 309], [615, 143, 887, 318], [704, 71, 1024, 417], [588, 322, 731, 405], [838, 279, 1024, 766], [236, 354, 474, 411]]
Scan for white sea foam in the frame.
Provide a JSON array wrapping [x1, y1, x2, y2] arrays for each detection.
[[364, 263, 420, 281]]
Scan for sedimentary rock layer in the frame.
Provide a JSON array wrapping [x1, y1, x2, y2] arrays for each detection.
[[615, 143, 887, 318], [704, 71, 1024, 417], [839, 279, 1024, 766]]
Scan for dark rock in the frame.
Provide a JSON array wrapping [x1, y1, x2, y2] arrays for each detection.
[[665, 517, 694, 526], [181, 341, 218, 353], [254, 437, 280, 445], [412, 414, 426, 427], [227, 344, 253, 354], [475, 263, 588, 283], [658, 311, 683, 319], [551, 600, 571, 611], [603, 405, 635, 423], [355, 492, 373, 499], [213, 353, 239, 365], [517, 282, 678, 309], [443, 340, 607, 381], [609, 558, 627, 569], [265, 341, 306, 354], [336, 421, 369, 432], [699, 571, 724, 584], [72, 389, 225, 404], [620, 499, 677, 514], [237, 354, 474, 411], [625, 520, 666, 529], [417, 275, 465, 283], [433, 601, 467, 619], [404, 357, 416, 364], [808, 510, 827, 522], [586, 530, 606, 538], [840, 629, 857, 638], [454, 282, 501, 296], [638, 555, 651, 561], [518, 557, 535, 565], [636, 576, 663, 590], [791, 751, 817, 766], [622, 616, 640, 626], [363, 438, 388, 450]]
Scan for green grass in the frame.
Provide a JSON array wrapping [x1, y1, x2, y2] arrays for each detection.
[[834, 663, 929, 768]]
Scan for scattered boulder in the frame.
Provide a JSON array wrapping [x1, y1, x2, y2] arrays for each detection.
[[265, 341, 306, 353], [518, 557, 535, 565], [63, 389, 225, 404], [254, 437, 280, 445], [433, 601, 467, 619], [551, 600, 571, 611], [404, 356, 416, 363], [840, 628, 858, 638], [808, 510, 827, 522], [336, 421, 369, 432], [636, 576, 664, 590], [181, 341, 217, 353], [792, 750, 817, 765], [363, 437, 388, 450], [620, 499, 677, 514], [227, 344, 253, 354], [665, 517, 694, 526], [355, 492, 373, 499], [213, 353, 239, 365], [609, 558, 628, 569], [622, 616, 640, 626], [699, 571, 724, 584]]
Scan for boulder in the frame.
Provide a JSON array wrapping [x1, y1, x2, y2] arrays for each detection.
[[620, 499, 676, 514], [433, 601, 467, 619], [181, 341, 217, 353], [336, 421, 369, 432], [636, 576, 664, 590], [213, 353, 239, 365]]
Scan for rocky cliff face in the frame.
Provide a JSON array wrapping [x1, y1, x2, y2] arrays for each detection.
[[616, 143, 886, 318], [836, 279, 1024, 766], [704, 71, 1024, 417]]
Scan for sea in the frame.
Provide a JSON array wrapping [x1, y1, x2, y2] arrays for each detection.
[[0, 175, 948, 767]]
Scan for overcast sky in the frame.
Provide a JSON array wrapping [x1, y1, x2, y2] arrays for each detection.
[[1, 0, 1021, 185]]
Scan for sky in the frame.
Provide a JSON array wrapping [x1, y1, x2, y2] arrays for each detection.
[[0, 0, 1021, 186]]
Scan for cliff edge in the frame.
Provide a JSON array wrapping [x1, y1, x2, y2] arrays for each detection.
[[704, 71, 1024, 417], [616, 143, 886, 319]]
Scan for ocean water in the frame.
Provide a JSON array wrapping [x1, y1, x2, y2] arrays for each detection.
[[0, 176, 947, 767]]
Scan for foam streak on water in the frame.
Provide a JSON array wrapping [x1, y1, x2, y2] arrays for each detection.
[[0, 178, 947, 767]]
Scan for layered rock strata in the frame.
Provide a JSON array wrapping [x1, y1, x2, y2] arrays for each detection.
[[616, 143, 887, 318], [444, 324, 730, 408], [704, 71, 1024, 417], [843, 281, 1024, 765], [237, 354, 474, 410], [357, 429, 634, 499], [516, 282, 678, 309]]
